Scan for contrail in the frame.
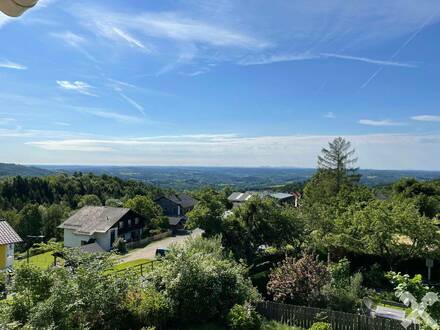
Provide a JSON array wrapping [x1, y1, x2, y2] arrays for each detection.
[[361, 11, 438, 89]]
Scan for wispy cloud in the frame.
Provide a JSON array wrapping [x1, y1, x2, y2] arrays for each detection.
[[56, 80, 97, 96], [51, 31, 86, 47], [358, 119, 404, 126], [0, 117, 16, 125], [238, 53, 317, 66], [74, 107, 142, 123], [119, 93, 145, 116], [322, 53, 416, 68], [111, 27, 152, 52], [411, 115, 440, 122], [0, 60, 27, 70], [324, 112, 335, 119], [24, 132, 440, 170]]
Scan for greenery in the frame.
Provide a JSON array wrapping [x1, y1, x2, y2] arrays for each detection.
[[227, 304, 262, 330], [147, 236, 259, 325], [16, 251, 55, 269], [309, 322, 332, 330]]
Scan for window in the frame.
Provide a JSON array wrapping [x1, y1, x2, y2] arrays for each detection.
[[128, 219, 132, 226], [119, 221, 124, 229], [135, 217, 139, 225]]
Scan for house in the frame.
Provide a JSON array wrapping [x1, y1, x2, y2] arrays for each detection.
[[58, 206, 146, 251], [228, 191, 301, 208], [155, 193, 197, 229], [0, 220, 22, 269]]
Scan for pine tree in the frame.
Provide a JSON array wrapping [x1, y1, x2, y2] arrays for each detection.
[[317, 137, 359, 193]]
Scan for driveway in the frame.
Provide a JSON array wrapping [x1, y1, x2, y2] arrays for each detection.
[[119, 228, 203, 263]]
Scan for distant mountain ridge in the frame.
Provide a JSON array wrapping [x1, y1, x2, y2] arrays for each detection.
[[39, 165, 440, 190], [0, 163, 52, 177]]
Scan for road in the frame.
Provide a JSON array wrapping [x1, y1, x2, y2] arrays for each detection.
[[119, 228, 203, 263]]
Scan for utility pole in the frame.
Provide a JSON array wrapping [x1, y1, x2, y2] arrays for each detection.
[[0, 0, 39, 17]]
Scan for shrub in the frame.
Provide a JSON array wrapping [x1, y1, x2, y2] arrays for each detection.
[[148, 236, 259, 324], [267, 254, 330, 306], [227, 304, 261, 330], [124, 287, 171, 329], [112, 237, 127, 254], [309, 322, 332, 330]]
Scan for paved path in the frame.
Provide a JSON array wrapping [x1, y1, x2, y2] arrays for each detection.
[[119, 228, 203, 263], [374, 305, 406, 321]]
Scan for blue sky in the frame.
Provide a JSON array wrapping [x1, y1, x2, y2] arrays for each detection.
[[0, 0, 440, 169]]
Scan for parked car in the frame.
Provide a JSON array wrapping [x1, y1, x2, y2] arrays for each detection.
[[155, 247, 170, 258]]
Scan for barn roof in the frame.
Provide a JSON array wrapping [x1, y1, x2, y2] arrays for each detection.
[[58, 206, 131, 236], [0, 220, 23, 245]]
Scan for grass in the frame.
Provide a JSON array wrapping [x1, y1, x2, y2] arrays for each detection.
[[262, 320, 304, 330], [112, 258, 151, 272], [16, 251, 55, 269]]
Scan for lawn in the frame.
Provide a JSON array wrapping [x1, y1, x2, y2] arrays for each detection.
[[16, 251, 55, 269], [110, 258, 152, 275]]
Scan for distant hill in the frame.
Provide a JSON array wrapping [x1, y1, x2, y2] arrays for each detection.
[[39, 165, 440, 190], [0, 163, 52, 177]]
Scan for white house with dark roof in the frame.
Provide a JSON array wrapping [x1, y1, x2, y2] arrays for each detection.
[[228, 191, 300, 208], [58, 206, 146, 251], [0, 220, 22, 269], [155, 193, 197, 229]]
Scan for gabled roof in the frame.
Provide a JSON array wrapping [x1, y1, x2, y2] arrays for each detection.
[[157, 193, 197, 209], [167, 216, 187, 226], [0, 220, 22, 245], [78, 242, 106, 254], [58, 206, 131, 236], [228, 191, 294, 202]]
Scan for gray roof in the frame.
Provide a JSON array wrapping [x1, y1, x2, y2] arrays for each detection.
[[228, 191, 293, 202], [158, 193, 197, 209], [78, 242, 106, 254], [0, 221, 22, 245], [58, 206, 130, 236], [167, 216, 187, 226]]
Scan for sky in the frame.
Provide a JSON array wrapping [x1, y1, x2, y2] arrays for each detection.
[[0, 0, 440, 170]]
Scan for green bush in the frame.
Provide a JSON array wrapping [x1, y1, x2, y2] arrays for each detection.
[[112, 237, 128, 254], [124, 287, 171, 329], [148, 236, 259, 324], [227, 304, 261, 330], [309, 322, 332, 330]]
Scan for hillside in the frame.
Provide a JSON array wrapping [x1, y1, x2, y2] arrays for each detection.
[[0, 163, 52, 177]]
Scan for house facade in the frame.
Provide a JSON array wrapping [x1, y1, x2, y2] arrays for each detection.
[[59, 206, 146, 251], [0, 220, 22, 269], [155, 193, 197, 229]]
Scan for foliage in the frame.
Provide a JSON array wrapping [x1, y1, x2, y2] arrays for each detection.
[[3, 250, 134, 329], [147, 236, 259, 324], [261, 320, 303, 330], [317, 137, 359, 194], [112, 237, 128, 254], [124, 287, 171, 329], [309, 322, 332, 330], [124, 195, 162, 229], [78, 194, 102, 207], [322, 272, 364, 312], [187, 188, 226, 236], [227, 304, 262, 330], [267, 254, 330, 306], [105, 198, 124, 207], [223, 197, 305, 262]]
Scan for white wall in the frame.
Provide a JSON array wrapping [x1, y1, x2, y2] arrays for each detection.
[[6, 244, 14, 268], [63, 229, 92, 248], [95, 228, 117, 251]]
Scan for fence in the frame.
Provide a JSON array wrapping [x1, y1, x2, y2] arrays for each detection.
[[126, 230, 172, 249], [112, 259, 159, 277], [256, 301, 420, 330]]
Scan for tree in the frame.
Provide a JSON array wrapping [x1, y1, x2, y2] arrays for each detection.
[[186, 188, 226, 236], [77, 194, 102, 208], [336, 199, 440, 268], [40, 204, 70, 240], [18, 204, 43, 240], [147, 236, 259, 325], [317, 137, 359, 194], [124, 195, 162, 229], [267, 254, 330, 306]]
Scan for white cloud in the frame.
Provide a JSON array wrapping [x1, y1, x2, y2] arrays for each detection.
[[0, 60, 27, 70], [411, 115, 440, 122], [119, 93, 145, 116], [324, 112, 335, 119], [321, 53, 416, 68], [24, 132, 440, 170], [0, 117, 16, 125], [358, 119, 404, 126], [238, 53, 317, 66], [56, 80, 97, 96], [51, 31, 86, 47], [74, 107, 142, 123], [111, 27, 151, 52]]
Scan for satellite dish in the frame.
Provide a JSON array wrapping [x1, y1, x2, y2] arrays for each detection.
[[0, 0, 39, 17]]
